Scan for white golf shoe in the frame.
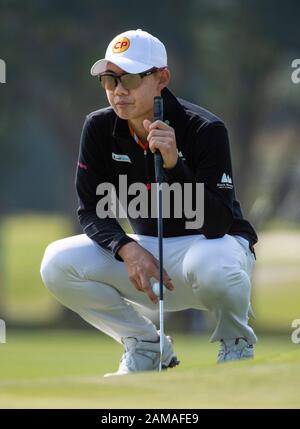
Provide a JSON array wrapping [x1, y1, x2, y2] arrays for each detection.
[[104, 334, 180, 377], [217, 337, 254, 363]]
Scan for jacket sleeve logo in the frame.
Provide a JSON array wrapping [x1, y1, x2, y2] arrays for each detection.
[[217, 173, 233, 189]]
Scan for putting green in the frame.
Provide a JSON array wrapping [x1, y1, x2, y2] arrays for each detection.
[[0, 330, 299, 408]]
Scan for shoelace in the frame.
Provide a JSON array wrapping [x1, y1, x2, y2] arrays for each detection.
[[218, 342, 227, 359], [218, 338, 253, 360]]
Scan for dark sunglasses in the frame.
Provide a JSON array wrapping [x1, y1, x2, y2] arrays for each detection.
[[98, 67, 162, 91]]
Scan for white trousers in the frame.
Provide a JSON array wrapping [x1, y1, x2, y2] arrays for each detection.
[[40, 233, 257, 344]]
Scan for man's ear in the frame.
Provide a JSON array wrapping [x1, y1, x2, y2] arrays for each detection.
[[158, 68, 170, 91]]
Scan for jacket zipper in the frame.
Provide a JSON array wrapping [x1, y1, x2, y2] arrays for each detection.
[[128, 125, 150, 189]]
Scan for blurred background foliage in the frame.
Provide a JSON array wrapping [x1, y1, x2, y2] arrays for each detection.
[[0, 0, 299, 334]]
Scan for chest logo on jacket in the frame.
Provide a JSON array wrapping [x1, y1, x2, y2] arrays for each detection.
[[112, 153, 132, 163]]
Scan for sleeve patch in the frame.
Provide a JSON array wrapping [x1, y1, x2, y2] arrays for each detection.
[[78, 161, 88, 170]]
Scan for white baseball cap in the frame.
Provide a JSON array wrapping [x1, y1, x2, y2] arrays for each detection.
[[90, 29, 167, 76]]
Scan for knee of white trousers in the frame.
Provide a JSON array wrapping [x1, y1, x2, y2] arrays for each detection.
[[199, 267, 251, 304], [194, 270, 232, 309], [184, 253, 227, 298], [184, 250, 252, 310], [40, 239, 77, 294]]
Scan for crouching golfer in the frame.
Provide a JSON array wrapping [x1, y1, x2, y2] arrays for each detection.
[[41, 29, 258, 376]]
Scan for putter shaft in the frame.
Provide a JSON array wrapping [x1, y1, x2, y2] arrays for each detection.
[[153, 96, 164, 371]]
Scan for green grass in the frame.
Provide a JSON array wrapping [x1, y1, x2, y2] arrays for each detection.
[[0, 330, 299, 408], [2, 213, 73, 322], [252, 230, 300, 331]]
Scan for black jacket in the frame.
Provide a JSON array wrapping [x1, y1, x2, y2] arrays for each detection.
[[76, 87, 258, 261]]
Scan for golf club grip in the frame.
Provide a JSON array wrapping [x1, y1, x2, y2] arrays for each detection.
[[153, 96, 163, 182], [154, 95, 163, 121]]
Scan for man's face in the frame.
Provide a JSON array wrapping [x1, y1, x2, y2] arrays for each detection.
[[103, 62, 169, 121]]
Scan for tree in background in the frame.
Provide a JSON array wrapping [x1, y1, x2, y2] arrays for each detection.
[[1, 0, 300, 223], [192, 0, 300, 221]]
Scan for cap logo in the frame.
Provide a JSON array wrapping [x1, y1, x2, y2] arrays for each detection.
[[112, 37, 130, 54]]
